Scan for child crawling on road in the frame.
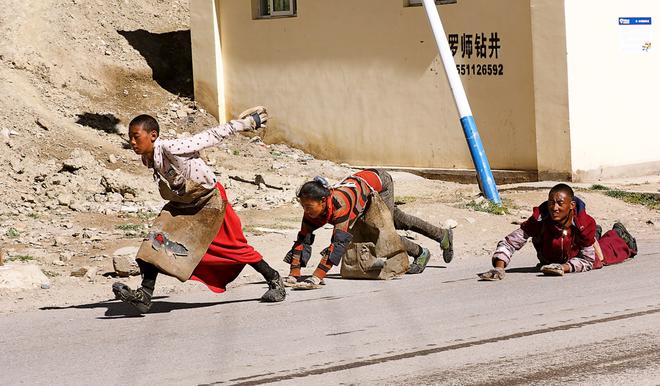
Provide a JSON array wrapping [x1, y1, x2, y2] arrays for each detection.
[[478, 183, 637, 280], [112, 107, 286, 313]]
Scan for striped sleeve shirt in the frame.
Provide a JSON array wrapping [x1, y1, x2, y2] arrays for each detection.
[[293, 172, 378, 255]]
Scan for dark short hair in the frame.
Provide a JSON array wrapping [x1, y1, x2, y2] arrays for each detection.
[[297, 181, 331, 201], [549, 183, 574, 200], [129, 114, 160, 135]]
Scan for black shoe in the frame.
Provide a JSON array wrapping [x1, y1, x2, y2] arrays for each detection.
[[261, 273, 286, 302], [112, 282, 152, 313], [595, 225, 603, 240], [612, 222, 637, 256]]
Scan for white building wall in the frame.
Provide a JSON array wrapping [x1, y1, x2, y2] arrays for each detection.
[[565, 0, 660, 179]]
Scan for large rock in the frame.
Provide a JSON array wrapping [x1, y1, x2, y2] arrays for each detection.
[[62, 149, 97, 172], [0, 264, 50, 290], [112, 246, 140, 277], [101, 169, 139, 197]]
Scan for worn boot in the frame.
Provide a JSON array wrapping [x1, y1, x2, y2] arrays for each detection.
[[612, 222, 637, 256], [440, 228, 454, 263], [407, 247, 431, 274], [293, 275, 324, 290], [283, 275, 300, 287], [595, 224, 603, 240], [112, 282, 152, 313], [261, 273, 286, 302]]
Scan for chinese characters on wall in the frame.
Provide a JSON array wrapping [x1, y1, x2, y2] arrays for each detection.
[[448, 32, 503, 76]]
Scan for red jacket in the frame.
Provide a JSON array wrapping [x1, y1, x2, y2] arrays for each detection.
[[520, 197, 597, 264]]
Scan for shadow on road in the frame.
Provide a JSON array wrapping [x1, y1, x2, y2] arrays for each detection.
[[425, 265, 448, 269], [40, 296, 261, 318], [505, 266, 540, 274]]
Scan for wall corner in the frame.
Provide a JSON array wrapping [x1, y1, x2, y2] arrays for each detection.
[[530, 0, 572, 181], [190, 0, 226, 122]]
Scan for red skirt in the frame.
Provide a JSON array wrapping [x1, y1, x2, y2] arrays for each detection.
[[189, 183, 263, 293], [592, 230, 632, 270]]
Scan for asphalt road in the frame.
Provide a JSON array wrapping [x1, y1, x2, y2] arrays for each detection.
[[1, 237, 659, 386]]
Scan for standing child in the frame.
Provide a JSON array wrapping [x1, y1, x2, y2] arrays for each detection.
[[112, 107, 286, 313]]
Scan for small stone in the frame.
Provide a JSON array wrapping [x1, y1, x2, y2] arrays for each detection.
[[465, 217, 476, 224], [85, 267, 98, 281], [101, 170, 139, 196], [58, 194, 74, 206], [69, 201, 87, 212], [120, 205, 139, 213], [0, 264, 50, 290], [107, 192, 123, 203], [59, 251, 73, 262], [176, 110, 188, 119], [242, 199, 257, 208], [70, 267, 88, 277], [22, 195, 37, 203], [112, 246, 140, 277], [1, 128, 10, 141], [52, 260, 65, 266], [443, 219, 458, 229], [61, 149, 96, 172], [108, 154, 118, 164], [40, 283, 50, 289]]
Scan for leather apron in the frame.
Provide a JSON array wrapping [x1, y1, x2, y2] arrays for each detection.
[[340, 191, 409, 280], [135, 178, 227, 282]]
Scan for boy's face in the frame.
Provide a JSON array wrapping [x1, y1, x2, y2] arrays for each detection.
[[547, 191, 575, 225], [128, 124, 157, 155]]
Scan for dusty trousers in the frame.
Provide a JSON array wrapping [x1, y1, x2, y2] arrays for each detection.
[[373, 169, 445, 256]]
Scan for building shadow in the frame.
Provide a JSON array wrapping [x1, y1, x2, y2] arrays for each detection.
[[118, 29, 193, 97], [40, 296, 261, 319], [76, 112, 121, 134]]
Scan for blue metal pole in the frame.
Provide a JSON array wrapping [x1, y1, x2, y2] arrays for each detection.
[[420, 0, 501, 204]]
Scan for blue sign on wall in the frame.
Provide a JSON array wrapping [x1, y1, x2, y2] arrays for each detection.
[[619, 17, 652, 25]]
